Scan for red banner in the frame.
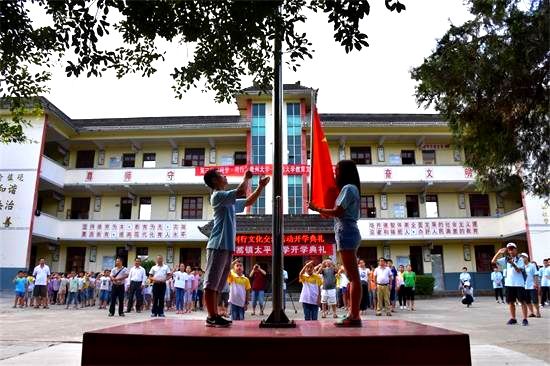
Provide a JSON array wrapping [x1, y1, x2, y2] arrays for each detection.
[[195, 164, 311, 176], [235, 233, 334, 256], [235, 244, 334, 257]]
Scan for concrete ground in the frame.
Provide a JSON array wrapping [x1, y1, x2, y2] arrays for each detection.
[[0, 295, 548, 365]]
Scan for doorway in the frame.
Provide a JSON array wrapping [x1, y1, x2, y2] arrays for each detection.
[[179, 248, 202, 268], [474, 245, 495, 272], [409, 246, 424, 274], [75, 150, 95, 168], [283, 256, 304, 292], [70, 197, 90, 219], [66, 247, 86, 273], [406, 195, 420, 218], [357, 247, 378, 268]]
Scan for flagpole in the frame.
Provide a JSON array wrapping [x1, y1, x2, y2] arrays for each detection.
[[260, 1, 294, 328]]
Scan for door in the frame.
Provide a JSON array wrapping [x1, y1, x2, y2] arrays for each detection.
[[474, 245, 495, 272], [75, 150, 95, 168], [70, 197, 90, 219], [357, 247, 378, 268], [119, 198, 132, 219], [29, 245, 37, 272], [66, 247, 86, 273], [406, 195, 420, 218], [116, 247, 129, 267], [179, 248, 202, 268], [409, 246, 424, 274], [431, 245, 445, 291]]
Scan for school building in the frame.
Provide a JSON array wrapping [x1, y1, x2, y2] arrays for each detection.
[[1, 82, 548, 291]]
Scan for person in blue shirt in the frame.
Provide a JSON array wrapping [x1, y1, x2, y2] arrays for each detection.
[[521, 254, 541, 318], [490, 267, 504, 303], [541, 258, 550, 307], [492, 242, 529, 326], [13, 271, 27, 308], [202, 169, 269, 328], [309, 160, 362, 327]]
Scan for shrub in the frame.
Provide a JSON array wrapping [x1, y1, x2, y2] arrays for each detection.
[[141, 259, 155, 275], [415, 275, 435, 296]]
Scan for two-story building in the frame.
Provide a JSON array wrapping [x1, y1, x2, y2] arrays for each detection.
[[1, 83, 548, 291]]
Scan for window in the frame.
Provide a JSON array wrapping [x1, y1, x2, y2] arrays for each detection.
[[136, 247, 149, 258], [350, 147, 372, 165], [288, 176, 303, 214], [70, 197, 90, 219], [234, 151, 247, 166], [182, 197, 203, 219], [183, 148, 205, 167], [425, 194, 439, 218], [401, 150, 416, 165], [142, 153, 156, 168], [75, 150, 95, 168], [469, 194, 490, 217], [122, 153, 136, 168], [139, 197, 151, 220], [251, 104, 266, 214], [360, 195, 376, 218], [251, 176, 266, 214], [422, 150, 436, 165], [406, 195, 420, 218], [119, 197, 132, 219], [287, 103, 302, 164]]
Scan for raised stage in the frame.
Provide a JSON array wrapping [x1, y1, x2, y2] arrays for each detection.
[[82, 319, 471, 366]]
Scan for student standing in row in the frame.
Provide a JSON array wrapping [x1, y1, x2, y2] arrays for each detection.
[[491, 267, 504, 304], [521, 254, 541, 318]]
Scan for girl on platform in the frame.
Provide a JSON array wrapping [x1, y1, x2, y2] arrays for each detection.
[[309, 160, 362, 327]]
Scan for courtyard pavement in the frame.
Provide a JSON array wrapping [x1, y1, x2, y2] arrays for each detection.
[[0, 294, 548, 365]]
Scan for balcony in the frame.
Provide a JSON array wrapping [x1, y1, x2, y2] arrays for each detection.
[[357, 208, 526, 241], [356, 164, 475, 191], [40, 155, 66, 188], [32, 213, 209, 242]]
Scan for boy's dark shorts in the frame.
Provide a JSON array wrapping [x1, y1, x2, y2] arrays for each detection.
[[505, 286, 528, 304], [204, 249, 233, 292]]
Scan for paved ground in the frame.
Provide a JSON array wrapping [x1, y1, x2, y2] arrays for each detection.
[[0, 295, 548, 365]]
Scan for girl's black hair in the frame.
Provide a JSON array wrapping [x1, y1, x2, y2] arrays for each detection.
[[335, 160, 361, 195]]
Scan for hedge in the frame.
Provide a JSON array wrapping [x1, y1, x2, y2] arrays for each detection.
[[415, 275, 435, 296]]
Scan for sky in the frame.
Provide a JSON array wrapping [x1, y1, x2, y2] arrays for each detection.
[[38, 1, 473, 119]]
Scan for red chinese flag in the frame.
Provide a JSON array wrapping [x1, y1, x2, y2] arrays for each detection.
[[310, 107, 339, 209]]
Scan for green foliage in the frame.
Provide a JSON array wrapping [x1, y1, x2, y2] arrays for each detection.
[[415, 275, 435, 296], [0, 0, 406, 143], [141, 259, 155, 276], [411, 0, 549, 197]]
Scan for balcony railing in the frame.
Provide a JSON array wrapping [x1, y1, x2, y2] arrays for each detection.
[[40, 156, 66, 187], [356, 164, 475, 183], [32, 213, 209, 242]]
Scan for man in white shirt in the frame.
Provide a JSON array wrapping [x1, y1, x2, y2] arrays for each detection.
[[374, 257, 393, 317], [127, 257, 146, 313], [109, 257, 128, 317], [492, 242, 528, 326], [149, 255, 172, 317], [32, 258, 51, 309]]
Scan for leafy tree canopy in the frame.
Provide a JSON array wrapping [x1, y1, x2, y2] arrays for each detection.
[[0, 0, 405, 143], [411, 0, 549, 197]]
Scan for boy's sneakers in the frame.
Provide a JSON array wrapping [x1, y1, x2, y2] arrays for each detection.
[[506, 318, 517, 325], [205, 315, 231, 328], [522, 319, 529, 326]]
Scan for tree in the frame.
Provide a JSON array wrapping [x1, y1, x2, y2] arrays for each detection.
[[411, 0, 549, 197], [0, 0, 405, 143]]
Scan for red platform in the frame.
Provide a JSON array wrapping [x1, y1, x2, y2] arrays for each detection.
[[82, 319, 471, 366]]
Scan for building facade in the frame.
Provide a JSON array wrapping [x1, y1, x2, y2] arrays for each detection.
[[1, 84, 548, 291]]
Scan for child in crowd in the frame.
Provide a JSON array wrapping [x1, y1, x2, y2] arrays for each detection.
[[143, 278, 153, 311], [461, 281, 474, 308], [218, 282, 230, 318], [192, 268, 200, 311], [66, 272, 80, 309], [195, 269, 204, 311], [227, 260, 251, 321], [173, 263, 187, 314], [13, 271, 27, 308], [164, 276, 173, 311], [318, 259, 338, 319], [299, 260, 323, 321], [184, 265, 194, 313], [337, 265, 349, 310], [98, 270, 112, 309], [88, 272, 96, 307], [26, 273, 35, 308], [58, 273, 69, 305]]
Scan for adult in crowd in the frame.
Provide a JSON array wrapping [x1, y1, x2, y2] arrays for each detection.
[[491, 266, 504, 304], [491, 243, 529, 326], [387, 259, 398, 312], [249, 264, 267, 316], [521, 254, 541, 318], [358, 259, 370, 315], [32, 258, 51, 309], [374, 257, 393, 316], [403, 264, 416, 311], [149, 255, 172, 317], [127, 257, 146, 313], [109, 257, 128, 317]]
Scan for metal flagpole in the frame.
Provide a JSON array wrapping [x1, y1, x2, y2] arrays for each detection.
[[260, 1, 294, 328]]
